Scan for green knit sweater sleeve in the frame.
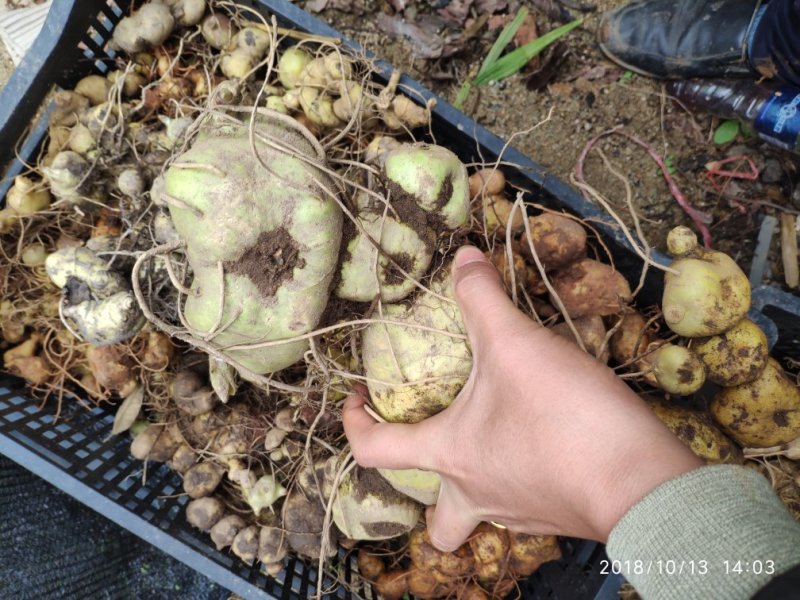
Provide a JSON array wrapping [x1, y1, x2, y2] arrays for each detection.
[[606, 465, 800, 600]]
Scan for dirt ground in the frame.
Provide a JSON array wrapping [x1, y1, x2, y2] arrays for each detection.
[[311, 0, 800, 287], [0, 42, 12, 90]]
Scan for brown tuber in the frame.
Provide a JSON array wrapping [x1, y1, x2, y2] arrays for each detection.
[[610, 310, 654, 365], [357, 549, 385, 580], [550, 258, 632, 318], [232, 525, 260, 565], [210, 514, 246, 550], [551, 316, 610, 363], [258, 526, 289, 564], [374, 569, 410, 600], [647, 398, 742, 464], [130, 423, 180, 462], [482, 194, 525, 236], [186, 497, 225, 531], [171, 369, 218, 416], [168, 444, 197, 473], [183, 461, 225, 498], [469, 168, 506, 197], [521, 213, 587, 271], [507, 531, 562, 577]]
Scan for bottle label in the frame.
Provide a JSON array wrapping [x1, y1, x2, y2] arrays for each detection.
[[755, 87, 800, 151]]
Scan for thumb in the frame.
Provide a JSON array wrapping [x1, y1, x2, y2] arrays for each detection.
[[342, 385, 436, 471], [425, 483, 480, 552], [451, 246, 531, 349]]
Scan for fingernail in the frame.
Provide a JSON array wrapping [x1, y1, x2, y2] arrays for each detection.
[[454, 246, 486, 269]]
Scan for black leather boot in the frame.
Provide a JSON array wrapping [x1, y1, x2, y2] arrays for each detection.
[[597, 0, 765, 79]]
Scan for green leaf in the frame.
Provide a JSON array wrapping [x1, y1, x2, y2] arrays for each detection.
[[664, 155, 677, 175], [619, 70, 635, 83], [475, 18, 583, 86], [714, 120, 740, 145], [477, 7, 529, 78], [453, 80, 472, 110]]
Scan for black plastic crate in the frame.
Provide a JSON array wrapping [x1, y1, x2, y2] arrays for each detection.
[[0, 0, 797, 599]]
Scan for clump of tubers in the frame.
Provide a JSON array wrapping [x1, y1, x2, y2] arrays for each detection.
[[371, 525, 561, 598], [662, 226, 751, 337], [6, 175, 52, 215], [337, 143, 469, 302], [45, 246, 145, 345]]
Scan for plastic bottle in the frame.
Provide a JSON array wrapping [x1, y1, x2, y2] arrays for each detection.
[[667, 79, 800, 153]]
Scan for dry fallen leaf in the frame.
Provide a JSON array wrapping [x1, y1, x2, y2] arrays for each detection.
[[781, 213, 799, 288], [113, 384, 144, 435]]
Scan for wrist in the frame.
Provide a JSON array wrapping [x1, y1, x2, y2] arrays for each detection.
[[588, 438, 703, 542]]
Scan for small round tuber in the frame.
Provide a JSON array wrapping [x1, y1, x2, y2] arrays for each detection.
[[210, 514, 246, 550], [186, 497, 225, 531]]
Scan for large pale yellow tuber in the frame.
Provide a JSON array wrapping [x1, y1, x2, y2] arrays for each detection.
[[710, 358, 800, 448], [377, 468, 440, 505], [362, 268, 470, 424], [362, 268, 469, 504], [162, 115, 342, 374], [662, 226, 750, 337]]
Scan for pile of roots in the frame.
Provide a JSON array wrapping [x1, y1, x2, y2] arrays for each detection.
[[1, 1, 798, 598]]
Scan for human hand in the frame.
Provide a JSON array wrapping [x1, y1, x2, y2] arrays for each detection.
[[343, 246, 703, 551]]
